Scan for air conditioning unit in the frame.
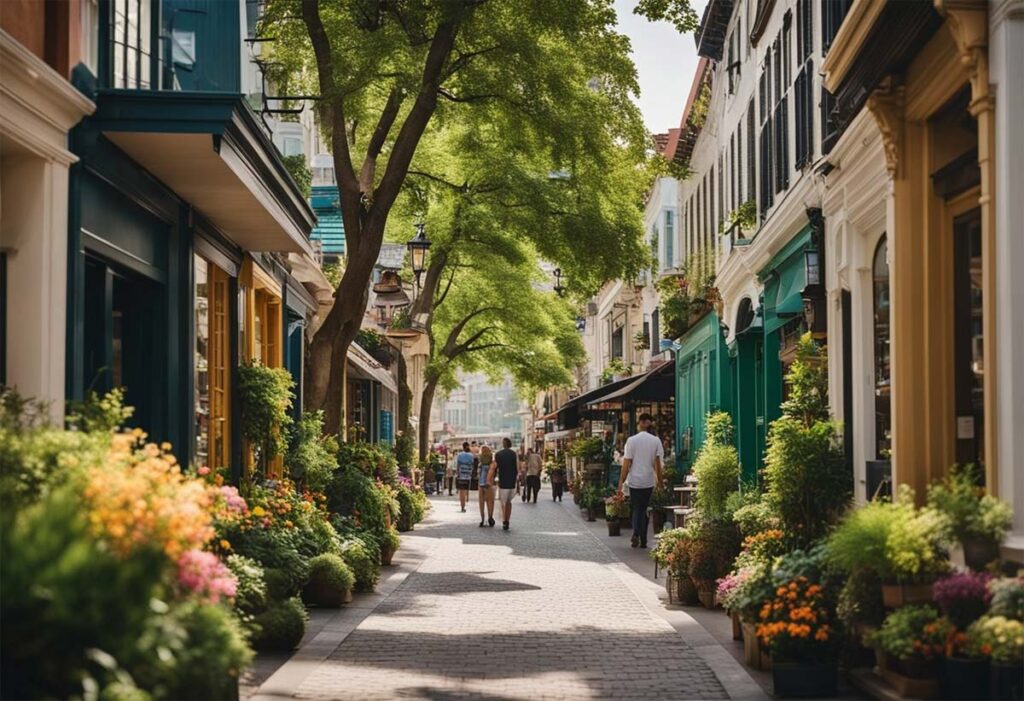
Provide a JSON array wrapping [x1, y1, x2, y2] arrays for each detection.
[[586, 301, 598, 316]]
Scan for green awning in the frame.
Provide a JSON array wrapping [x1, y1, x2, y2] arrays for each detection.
[[761, 226, 813, 334]]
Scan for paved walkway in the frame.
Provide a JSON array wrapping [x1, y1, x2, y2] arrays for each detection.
[[249, 492, 766, 701]]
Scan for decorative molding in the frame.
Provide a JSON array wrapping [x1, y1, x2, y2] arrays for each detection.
[[821, 0, 887, 93], [935, 0, 993, 115], [866, 80, 905, 179]]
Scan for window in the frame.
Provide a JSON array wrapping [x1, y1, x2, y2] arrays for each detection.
[[797, 0, 813, 63], [747, 102, 756, 204], [664, 210, 675, 269], [110, 0, 153, 88], [611, 325, 624, 359], [194, 255, 231, 471], [822, 0, 854, 55], [782, 13, 792, 86], [872, 236, 891, 460], [717, 155, 724, 232], [795, 63, 815, 168], [82, 0, 99, 73], [283, 138, 303, 157], [652, 308, 660, 350]]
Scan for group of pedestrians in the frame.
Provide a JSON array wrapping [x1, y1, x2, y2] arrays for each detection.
[[445, 440, 547, 531]]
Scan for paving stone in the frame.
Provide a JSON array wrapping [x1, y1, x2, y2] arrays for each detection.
[[281, 495, 731, 700]]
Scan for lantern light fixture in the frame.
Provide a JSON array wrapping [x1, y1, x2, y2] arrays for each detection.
[[553, 267, 565, 297], [407, 222, 431, 286]]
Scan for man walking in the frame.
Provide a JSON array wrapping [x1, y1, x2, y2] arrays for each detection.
[[617, 413, 663, 549], [524, 448, 543, 503], [490, 438, 520, 531], [455, 442, 475, 513]]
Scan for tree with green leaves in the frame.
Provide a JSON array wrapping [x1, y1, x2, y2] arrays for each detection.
[[260, 0, 661, 435]]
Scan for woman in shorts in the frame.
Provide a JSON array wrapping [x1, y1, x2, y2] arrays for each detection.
[[477, 445, 496, 527]]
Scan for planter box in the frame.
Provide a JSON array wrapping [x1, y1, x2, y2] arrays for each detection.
[[991, 661, 1023, 701], [302, 579, 353, 608], [879, 655, 939, 699], [882, 582, 934, 608], [606, 520, 621, 536], [939, 656, 989, 700], [742, 621, 773, 671], [772, 661, 838, 698], [666, 574, 699, 605], [731, 610, 743, 641]]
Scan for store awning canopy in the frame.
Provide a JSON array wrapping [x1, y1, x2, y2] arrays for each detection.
[[544, 429, 577, 441], [552, 374, 637, 428], [586, 362, 675, 405], [91, 90, 316, 257], [347, 343, 397, 394]]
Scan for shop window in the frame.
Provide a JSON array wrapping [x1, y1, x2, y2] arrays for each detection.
[[873, 236, 891, 460], [194, 255, 231, 472], [953, 210, 984, 467]]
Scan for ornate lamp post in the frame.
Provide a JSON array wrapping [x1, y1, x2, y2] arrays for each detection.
[[553, 267, 565, 297], [407, 223, 432, 288]]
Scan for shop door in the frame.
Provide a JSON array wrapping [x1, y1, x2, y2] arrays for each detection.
[[83, 256, 165, 434], [952, 208, 984, 468]]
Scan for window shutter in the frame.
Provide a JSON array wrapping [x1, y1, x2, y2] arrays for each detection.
[[747, 102, 756, 203]]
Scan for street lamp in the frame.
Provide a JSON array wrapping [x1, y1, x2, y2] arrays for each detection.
[[407, 223, 431, 287], [553, 267, 565, 297], [373, 269, 410, 327]]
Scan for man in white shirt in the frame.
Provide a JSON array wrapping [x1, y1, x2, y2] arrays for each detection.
[[617, 413, 664, 549]]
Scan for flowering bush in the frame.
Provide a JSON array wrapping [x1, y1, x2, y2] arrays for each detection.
[[966, 615, 1024, 663], [651, 527, 693, 577], [870, 605, 945, 661], [177, 549, 238, 604], [604, 492, 629, 520], [756, 577, 837, 662], [395, 479, 428, 531], [988, 577, 1024, 621], [933, 571, 992, 628], [716, 570, 747, 610], [927, 463, 1013, 543]]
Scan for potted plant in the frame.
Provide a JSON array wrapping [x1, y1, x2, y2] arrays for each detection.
[[302, 554, 356, 608], [581, 485, 603, 521], [756, 576, 839, 697], [604, 492, 629, 536], [649, 486, 672, 534], [716, 571, 747, 640], [936, 617, 988, 701], [927, 464, 1013, 571], [827, 490, 950, 608], [870, 605, 945, 698], [687, 520, 740, 608], [380, 526, 401, 567], [599, 358, 631, 385], [988, 576, 1024, 620], [633, 331, 650, 352], [652, 527, 700, 605], [967, 615, 1024, 701]]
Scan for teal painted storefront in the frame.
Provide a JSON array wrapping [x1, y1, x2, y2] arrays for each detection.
[[674, 311, 733, 473], [728, 224, 816, 484]]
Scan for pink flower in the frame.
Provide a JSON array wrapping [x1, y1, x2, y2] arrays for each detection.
[[176, 549, 237, 603], [219, 485, 248, 513], [198, 466, 211, 476]]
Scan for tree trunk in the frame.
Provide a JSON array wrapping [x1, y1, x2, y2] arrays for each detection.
[[397, 350, 412, 437], [418, 372, 440, 461]]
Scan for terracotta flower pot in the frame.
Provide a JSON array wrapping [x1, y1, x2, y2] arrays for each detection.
[[381, 544, 396, 567], [882, 582, 934, 608], [697, 589, 716, 609], [606, 520, 621, 536], [302, 579, 352, 608]]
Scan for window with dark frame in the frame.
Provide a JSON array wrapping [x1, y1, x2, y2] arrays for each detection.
[[109, 0, 154, 89], [822, 0, 854, 55]]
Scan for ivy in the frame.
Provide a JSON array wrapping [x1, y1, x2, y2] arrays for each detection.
[[237, 363, 295, 481]]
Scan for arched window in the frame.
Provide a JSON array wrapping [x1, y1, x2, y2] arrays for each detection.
[[735, 297, 755, 335], [873, 236, 891, 459]]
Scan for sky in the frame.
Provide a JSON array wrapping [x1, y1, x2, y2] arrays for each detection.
[[613, 0, 707, 135]]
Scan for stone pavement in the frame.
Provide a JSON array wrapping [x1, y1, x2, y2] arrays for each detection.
[[249, 491, 767, 701]]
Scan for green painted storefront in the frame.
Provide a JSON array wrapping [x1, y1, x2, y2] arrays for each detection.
[[674, 311, 733, 473], [728, 224, 816, 484]]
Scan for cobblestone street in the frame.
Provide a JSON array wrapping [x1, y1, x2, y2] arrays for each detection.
[[249, 492, 765, 701]]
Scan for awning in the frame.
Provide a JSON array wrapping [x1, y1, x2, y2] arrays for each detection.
[[90, 90, 316, 257], [544, 429, 577, 441], [551, 374, 638, 428], [586, 362, 675, 405], [761, 226, 813, 333], [347, 343, 397, 394]]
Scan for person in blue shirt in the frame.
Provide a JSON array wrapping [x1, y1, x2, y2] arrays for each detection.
[[455, 442, 475, 513]]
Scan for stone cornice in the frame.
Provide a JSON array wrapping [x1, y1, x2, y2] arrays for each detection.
[[0, 30, 94, 164]]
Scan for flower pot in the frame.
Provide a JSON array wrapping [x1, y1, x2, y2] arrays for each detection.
[[583, 508, 596, 522], [731, 610, 743, 641], [990, 661, 1023, 701], [882, 582, 934, 608], [606, 520, 621, 536], [962, 536, 1002, 572], [651, 509, 667, 534], [939, 656, 989, 700], [302, 578, 351, 608], [381, 544, 396, 567], [666, 574, 699, 605], [742, 621, 773, 671], [771, 661, 838, 698], [697, 589, 716, 609]]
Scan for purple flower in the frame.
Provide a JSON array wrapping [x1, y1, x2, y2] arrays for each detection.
[[934, 571, 992, 628]]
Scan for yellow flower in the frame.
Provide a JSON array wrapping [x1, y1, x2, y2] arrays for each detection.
[[160, 442, 172, 451], [220, 539, 232, 551], [252, 506, 266, 517]]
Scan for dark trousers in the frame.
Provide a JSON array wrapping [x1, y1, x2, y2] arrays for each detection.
[[552, 481, 564, 501], [526, 475, 541, 502], [629, 486, 653, 545]]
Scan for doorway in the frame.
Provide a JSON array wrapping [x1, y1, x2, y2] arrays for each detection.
[[83, 255, 165, 434]]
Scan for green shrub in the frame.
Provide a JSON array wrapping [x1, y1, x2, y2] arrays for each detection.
[[762, 335, 851, 544], [237, 363, 294, 478], [396, 482, 426, 531], [394, 433, 415, 473], [286, 411, 339, 493], [870, 605, 941, 661], [704, 411, 734, 447], [381, 526, 401, 555], [303, 553, 355, 604], [692, 443, 739, 519], [326, 466, 390, 535], [687, 520, 741, 585], [225, 554, 267, 615], [252, 598, 308, 652], [164, 601, 252, 700], [338, 441, 398, 484], [837, 568, 885, 630], [225, 527, 310, 595], [340, 538, 380, 592], [927, 463, 1013, 543], [731, 493, 779, 536]]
